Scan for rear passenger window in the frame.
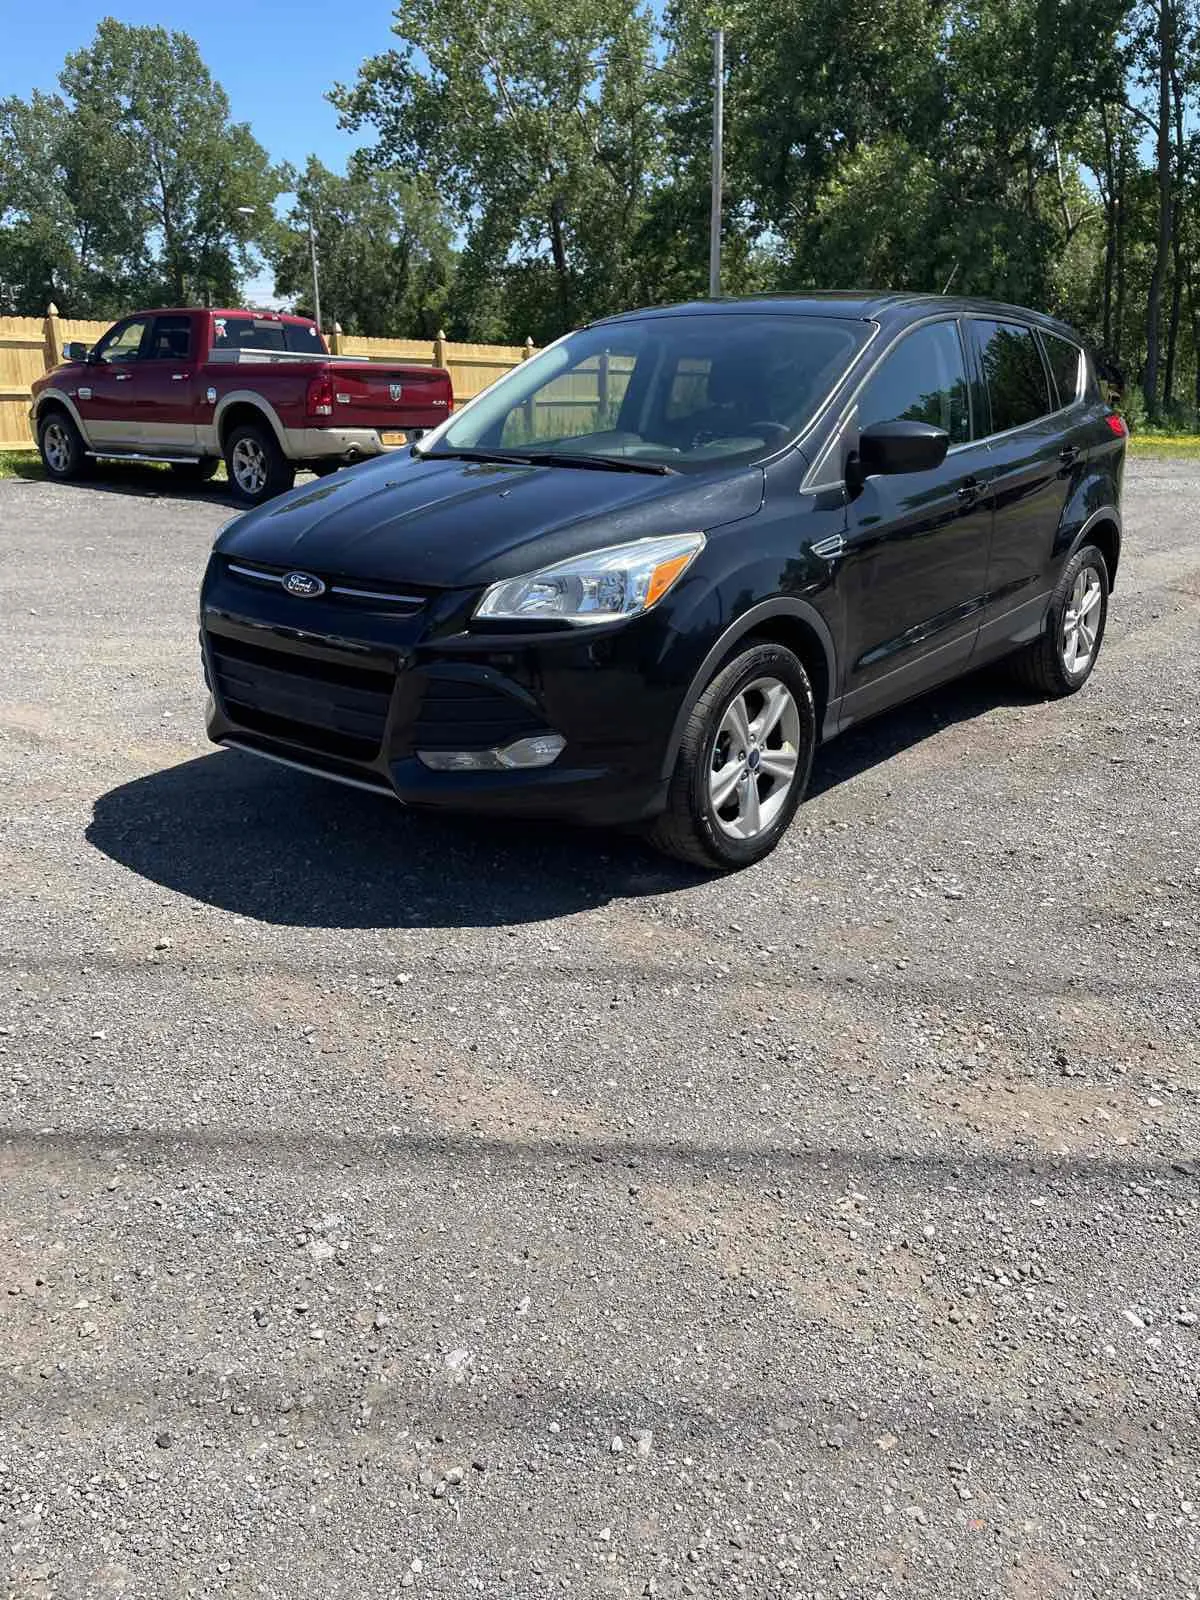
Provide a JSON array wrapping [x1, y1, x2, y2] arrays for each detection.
[[857, 321, 970, 445], [975, 321, 1052, 433], [1042, 334, 1082, 409], [148, 315, 191, 361]]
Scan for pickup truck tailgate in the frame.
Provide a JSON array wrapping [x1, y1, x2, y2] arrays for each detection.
[[328, 363, 451, 430]]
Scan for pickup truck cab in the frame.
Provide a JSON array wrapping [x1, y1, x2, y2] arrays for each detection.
[[31, 308, 453, 503]]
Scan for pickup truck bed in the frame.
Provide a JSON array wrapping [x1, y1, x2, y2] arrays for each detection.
[[31, 307, 453, 503]]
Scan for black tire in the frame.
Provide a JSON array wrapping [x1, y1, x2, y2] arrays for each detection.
[[1008, 543, 1110, 697], [223, 422, 295, 505], [649, 641, 816, 871], [37, 408, 91, 483], [168, 458, 219, 485]]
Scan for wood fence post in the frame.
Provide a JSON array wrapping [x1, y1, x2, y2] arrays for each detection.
[[44, 303, 63, 370], [330, 320, 344, 355], [433, 328, 447, 369]]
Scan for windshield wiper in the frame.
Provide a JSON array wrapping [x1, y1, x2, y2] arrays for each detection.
[[521, 451, 676, 476], [422, 445, 675, 476], [421, 447, 538, 465]]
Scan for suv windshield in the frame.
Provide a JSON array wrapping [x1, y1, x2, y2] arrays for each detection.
[[211, 315, 326, 355], [435, 313, 866, 471]]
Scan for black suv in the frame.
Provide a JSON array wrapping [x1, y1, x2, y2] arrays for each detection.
[[200, 293, 1125, 869]]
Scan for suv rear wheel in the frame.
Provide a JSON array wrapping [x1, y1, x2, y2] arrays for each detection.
[[1009, 543, 1109, 697], [650, 641, 816, 870], [224, 422, 295, 504]]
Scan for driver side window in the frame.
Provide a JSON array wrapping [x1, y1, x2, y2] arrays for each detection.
[[858, 321, 971, 445], [96, 319, 150, 365]]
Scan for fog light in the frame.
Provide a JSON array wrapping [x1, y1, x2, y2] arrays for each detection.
[[417, 733, 566, 772]]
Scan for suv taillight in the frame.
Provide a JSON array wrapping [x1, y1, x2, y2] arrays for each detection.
[[1105, 413, 1127, 437], [306, 373, 334, 418]]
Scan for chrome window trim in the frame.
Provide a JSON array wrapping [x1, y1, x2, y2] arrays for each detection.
[[802, 311, 1089, 491]]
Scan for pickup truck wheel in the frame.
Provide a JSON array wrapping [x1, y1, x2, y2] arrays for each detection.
[[38, 410, 91, 482], [225, 423, 295, 504], [168, 459, 219, 485]]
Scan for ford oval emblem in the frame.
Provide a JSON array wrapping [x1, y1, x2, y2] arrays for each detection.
[[282, 570, 325, 598]]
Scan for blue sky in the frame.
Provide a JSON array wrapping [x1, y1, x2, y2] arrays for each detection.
[[2, 0, 401, 174]]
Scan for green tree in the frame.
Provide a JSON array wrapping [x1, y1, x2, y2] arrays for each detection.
[[270, 155, 456, 337], [0, 19, 283, 315], [332, 0, 663, 341]]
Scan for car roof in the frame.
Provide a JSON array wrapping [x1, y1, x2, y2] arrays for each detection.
[[594, 292, 1084, 342]]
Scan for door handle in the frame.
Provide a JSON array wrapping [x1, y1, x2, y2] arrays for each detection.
[[114, 372, 132, 381], [170, 372, 189, 381], [1059, 444, 1079, 464], [956, 476, 981, 502]]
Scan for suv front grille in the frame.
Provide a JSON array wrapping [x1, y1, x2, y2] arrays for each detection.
[[207, 632, 394, 761], [223, 557, 428, 614]]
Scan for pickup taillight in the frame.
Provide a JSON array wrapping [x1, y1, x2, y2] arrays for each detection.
[[306, 373, 334, 418]]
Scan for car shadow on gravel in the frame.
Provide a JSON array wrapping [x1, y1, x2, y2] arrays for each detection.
[[87, 749, 706, 928], [88, 671, 1039, 928], [807, 665, 1040, 797]]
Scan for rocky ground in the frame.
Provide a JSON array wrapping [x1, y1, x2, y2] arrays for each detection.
[[1, 460, 1197, 1599]]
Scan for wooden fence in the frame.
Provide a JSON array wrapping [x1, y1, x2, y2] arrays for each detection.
[[0, 306, 541, 450]]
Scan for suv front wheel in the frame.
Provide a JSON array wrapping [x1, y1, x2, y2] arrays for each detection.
[[650, 640, 816, 870]]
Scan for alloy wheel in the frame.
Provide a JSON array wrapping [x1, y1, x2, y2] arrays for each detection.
[[708, 676, 802, 839], [43, 420, 71, 474], [1061, 565, 1103, 674], [231, 437, 268, 496]]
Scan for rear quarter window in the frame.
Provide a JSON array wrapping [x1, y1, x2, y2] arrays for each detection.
[[1041, 333, 1083, 409]]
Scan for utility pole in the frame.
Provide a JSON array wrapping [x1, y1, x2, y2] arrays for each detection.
[[709, 27, 724, 299], [308, 213, 322, 336]]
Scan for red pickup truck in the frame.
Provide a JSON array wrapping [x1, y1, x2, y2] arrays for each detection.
[[30, 308, 453, 503]]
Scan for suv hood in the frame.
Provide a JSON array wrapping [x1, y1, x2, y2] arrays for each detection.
[[216, 450, 766, 587]]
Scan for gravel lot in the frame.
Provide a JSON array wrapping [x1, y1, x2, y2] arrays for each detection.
[[1, 459, 1198, 1600]]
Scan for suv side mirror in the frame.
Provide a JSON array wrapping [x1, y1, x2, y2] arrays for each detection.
[[858, 420, 949, 477], [64, 341, 93, 364]]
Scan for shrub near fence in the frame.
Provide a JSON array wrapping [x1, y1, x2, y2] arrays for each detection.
[[0, 306, 542, 450]]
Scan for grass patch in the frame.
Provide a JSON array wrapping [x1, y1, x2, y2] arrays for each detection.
[[1127, 432, 1200, 456], [0, 450, 41, 481]]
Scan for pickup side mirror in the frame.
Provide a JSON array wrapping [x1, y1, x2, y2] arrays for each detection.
[[858, 420, 950, 477], [63, 341, 93, 364]]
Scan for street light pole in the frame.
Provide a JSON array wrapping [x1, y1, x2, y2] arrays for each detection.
[[307, 213, 322, 336], [709, 27, 724, 299]]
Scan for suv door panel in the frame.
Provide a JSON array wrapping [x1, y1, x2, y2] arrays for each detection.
[[967, 318, 1077, 642], [837, 318, 993, 724]]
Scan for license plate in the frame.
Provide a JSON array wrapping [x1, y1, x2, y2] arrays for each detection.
[[380, 430, 408, 447]]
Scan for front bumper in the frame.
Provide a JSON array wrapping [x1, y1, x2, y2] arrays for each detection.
[[199, 562, 677, 826]]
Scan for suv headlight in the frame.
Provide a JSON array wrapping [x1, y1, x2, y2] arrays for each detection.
[[473, 532, 705, 626]]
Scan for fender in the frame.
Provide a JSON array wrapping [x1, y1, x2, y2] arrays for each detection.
[[1063, 502, 1123, 589], [209, 390, 289, 457], [660, 596, 841, 780], [31, 386, 94, 448]]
